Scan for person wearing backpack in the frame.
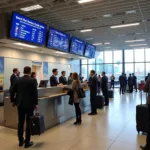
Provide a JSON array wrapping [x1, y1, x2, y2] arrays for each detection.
[[72, 72, 82, 125]]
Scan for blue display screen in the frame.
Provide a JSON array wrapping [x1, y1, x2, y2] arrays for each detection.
[[84, 43, 96, 58], [70, 37, 85, 56], [47, 27, 70, 52], [10, 12, 47, 46]]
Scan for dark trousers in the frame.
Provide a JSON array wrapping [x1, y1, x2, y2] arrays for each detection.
[[17, 107, 33, 143], [102, 90, 109, 105], [90, 92, 97, 114], [111, 82, 114, 89], [133, 83, 137, 92], [146, 105, 150, 147], [129, 84, 133, 93], [120, 85, 125, 94], [74, 103, 81, 119]]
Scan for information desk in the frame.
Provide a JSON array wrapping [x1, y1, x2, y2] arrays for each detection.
[[4, 83, 90, 130]]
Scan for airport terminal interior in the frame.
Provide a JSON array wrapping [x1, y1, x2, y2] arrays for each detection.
[[0, 0, 150, 150]]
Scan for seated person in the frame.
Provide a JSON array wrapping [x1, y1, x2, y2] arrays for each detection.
[[59, 71, 67, 85]]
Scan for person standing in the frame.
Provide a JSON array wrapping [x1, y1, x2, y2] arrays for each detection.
[[50, 69, 59, 86], [119, 73, 126, 94], [68, 73, 73, 85], [31, 72, 38, 86], [132, 73, 137, 92], [145, 73, 150, 82], [101, 72, 109, 106], [140, 77, 150, 150], [88, 70, 98, 115], [10, 66, 38, 148], [110, 74, 115, 89], [124, 74, 128, 93], [98, 75, 101, 93], [9, 68, 19, 92], [72, 72, 82, 125], [128, 74, 133, 93], [59, 71, 67, 85]]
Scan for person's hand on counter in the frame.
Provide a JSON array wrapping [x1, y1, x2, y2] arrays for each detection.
[[57, 83, 64, 88]]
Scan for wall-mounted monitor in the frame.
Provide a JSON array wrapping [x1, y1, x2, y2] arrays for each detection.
[[47, 27, 70, 52], [10, 12, 47, 46], [70, 37, 85, 56], [84, 43, 96, 58]]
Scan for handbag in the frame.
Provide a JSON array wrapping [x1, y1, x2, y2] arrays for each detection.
[[77, 87, 86, 98], [67, 89, 74, 105]]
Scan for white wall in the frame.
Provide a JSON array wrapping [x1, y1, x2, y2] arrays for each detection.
[[0, 47, 80, 89]]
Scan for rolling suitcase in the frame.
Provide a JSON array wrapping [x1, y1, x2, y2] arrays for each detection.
[[30, 113, 45, 136], [108, 90, 114, 99], [96, 94, 105, 109], [136, 88, 148, 134]]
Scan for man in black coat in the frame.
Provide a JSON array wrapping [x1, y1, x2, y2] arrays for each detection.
[[9, 68, 19, 92], [101, 72, 109, 106], [145, 73, 150, 82], [88, 70, 98, 115], [59, 71, 67, 85], [10, 66, 38, 148], [132, 73, 137, 92], [50, 69, 59, 86], [128, 74, 133, 93], [119, 73, 126, 94]]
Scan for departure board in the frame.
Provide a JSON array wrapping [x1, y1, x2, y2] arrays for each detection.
[[10, 12, 47, 46], [84, 43, 96, 58]]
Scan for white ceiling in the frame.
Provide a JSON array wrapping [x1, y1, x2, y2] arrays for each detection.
[[0, 0, 150, 51]]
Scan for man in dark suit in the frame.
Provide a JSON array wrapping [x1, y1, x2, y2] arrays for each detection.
[[145, 73, 150, 82], [9, 68, 19, 92], [119, 73, 126, 94], [10, 66, 38, 148], [132, 73, 137, 92], [59, 71, 67, 85], [128, 74, 133, 93], [101, 72, 109, 106], [50, 69, 59, 86], [88, 70, 98, 115]]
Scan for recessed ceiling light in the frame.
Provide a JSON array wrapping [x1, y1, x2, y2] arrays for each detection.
[[86, 37, 94, 41], [80, 29, 93, 32], [126, 10, 136, 15], [103, 14, 112, 18], [93, 43, 102, 46], [104, 42, 111, 45], [55, 51, 66, 55], [20, 4, 43, 12], [111, 23, 140, 29], [78, 0, 94, 4], [105, 47, 111, 48], [125, 39, 145, 43], [129, 44, 147, 46], [71, 19, 81, 23], [13, 43, 38, 48]]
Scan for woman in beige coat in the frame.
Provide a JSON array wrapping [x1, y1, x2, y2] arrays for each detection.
[[72, 72, 82, 125]]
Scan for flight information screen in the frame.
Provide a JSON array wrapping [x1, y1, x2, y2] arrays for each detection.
[[84, 43, 96, 58], [47, 27, 70, 52], [70, 37, 85, 56], [10, 12, 47, 46]]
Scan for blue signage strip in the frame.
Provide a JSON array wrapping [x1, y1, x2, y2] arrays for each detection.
[[47, 27, 70, 52], [70, 37, 85, 56], [43, 62, 48, 76], [10, 12, 47, 46], [84, 43, 96, 58], [0, 57, 4, 74]]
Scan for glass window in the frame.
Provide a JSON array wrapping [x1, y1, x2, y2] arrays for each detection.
[[145, 49, 150, 62], [125, 63, 134, 75], [114, 64, 122, 81], [135, 63, 145, 81], [113, 50, 122, 63], [81, 65, 88, 80], [125, 50, 133, 62], [96, 65, 104, 75], [88, 59, 95, 64], [88, 65, 95, 77], [104, 51, 113, 63], [134, 49, 144, 62], [81, 59, 87, 64], [146, 63, 150, 75], [96, 51, 104, 63], [104, 64, 113, 78]]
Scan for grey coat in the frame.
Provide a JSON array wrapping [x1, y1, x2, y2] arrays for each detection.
[[143, 77, 150, 104], [72, 80, 80, 103]]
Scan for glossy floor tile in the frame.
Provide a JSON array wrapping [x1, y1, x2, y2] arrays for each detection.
[[0, 90, 147, 150]]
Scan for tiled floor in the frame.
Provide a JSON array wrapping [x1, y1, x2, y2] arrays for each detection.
[[0, 90, 148, 150]]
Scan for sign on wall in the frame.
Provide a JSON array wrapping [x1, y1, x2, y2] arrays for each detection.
[[43, 62, 48, 76], [0, 57, 4, 88]]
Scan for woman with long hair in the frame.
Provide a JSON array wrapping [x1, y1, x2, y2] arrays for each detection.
[[72, 72, 82, 125]]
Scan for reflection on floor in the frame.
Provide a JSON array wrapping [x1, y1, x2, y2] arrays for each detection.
[[0, 90, 147, 150]]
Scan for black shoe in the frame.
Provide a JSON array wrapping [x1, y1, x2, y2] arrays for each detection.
[[104, 104, 109, 106], [19, 141, 25, 147], [88, 112, 95, 115], [24, 141, 34, 148], [140, 145, 149, 150]]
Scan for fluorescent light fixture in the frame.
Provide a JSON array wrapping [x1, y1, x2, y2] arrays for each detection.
[[80, 29, 93, 32], [93, 43, 102, 46], [103, 14, 112, 18], [79, 57, 85, 59], [55, 51, 66, 55], [86, 37, 94, 41], [105, 42, 111, 45], [129, 44, 147, 46], [105, 47, 111, 48], [111, 23, 140, 29], [20, 4, 43, 12], [126, 10, 136, 15], [125, 39, 145, 43], [78, 0, 94, 3], [13, 43, 38, 48], [71, 19, 81, 23]]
